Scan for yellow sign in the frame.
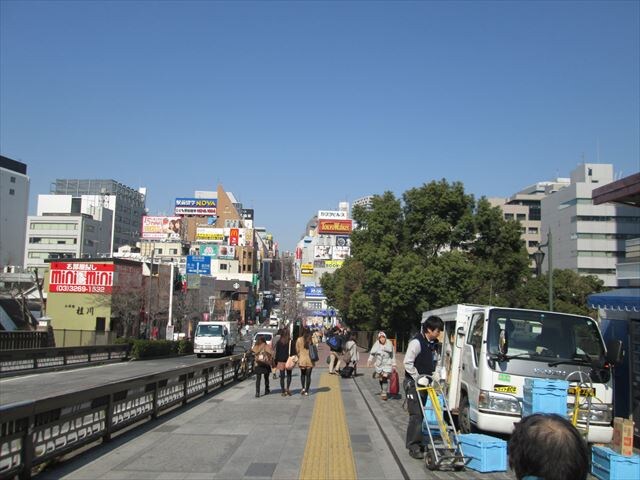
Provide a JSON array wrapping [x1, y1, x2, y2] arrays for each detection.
[[196, 233, 224, 241], [325, 260, 344, 268], [568, 386, 595, 397], [494, 385, 517, 394]]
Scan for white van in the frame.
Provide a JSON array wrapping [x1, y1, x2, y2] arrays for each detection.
[[423, 304, 621, 443], [194, 321, 239, 357]]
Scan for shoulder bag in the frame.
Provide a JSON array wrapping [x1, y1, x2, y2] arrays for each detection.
[[285, 339, 298, 370]]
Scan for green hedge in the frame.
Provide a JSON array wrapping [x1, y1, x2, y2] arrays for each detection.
[[115, 338, 193, 359]]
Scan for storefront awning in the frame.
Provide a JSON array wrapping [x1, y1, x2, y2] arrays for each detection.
[[588, 288, 640, 312]]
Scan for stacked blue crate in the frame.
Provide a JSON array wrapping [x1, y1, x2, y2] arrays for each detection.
[[458, 433, 508, 473], [591, 445, 640, 480], [522, 378, 569, 416]]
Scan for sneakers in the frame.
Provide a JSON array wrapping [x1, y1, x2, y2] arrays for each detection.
[[255, 392, 260, 398], [264, 389, 270, 395], [408, 449, 424, 460], [381, 392, 388, 400], [301, 389, 306, 395]]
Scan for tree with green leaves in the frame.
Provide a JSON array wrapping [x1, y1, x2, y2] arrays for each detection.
[[321, 179, 532, 336]]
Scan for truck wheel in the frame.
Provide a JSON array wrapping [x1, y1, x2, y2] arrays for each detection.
[[458, 395, 475, 434], [196, 354, 202, 358]]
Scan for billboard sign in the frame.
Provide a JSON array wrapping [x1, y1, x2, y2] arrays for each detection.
[[318, 219, 352, 235], [335, 235, 351, 247], [196, 227, 225, 242], [305, 286, 325, 298], [318, 210, 348, 220], [142, 216, 182, 240], [301, 263, 314, 276], [186, 255, 211, 275], [199, 244, 235, 259], [332, 246, 350, 260], [314, 245, 332, 260], [325, 259, 344, 268], [174, 198, 217, 216], [49, 262, 114, 294]]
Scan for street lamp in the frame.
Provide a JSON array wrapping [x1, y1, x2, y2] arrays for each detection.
[[532, 249, 545, 277], [537, 230, 553, 311]]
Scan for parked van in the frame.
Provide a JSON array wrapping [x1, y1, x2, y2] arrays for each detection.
[[423, 304, 622, 443], [194, 321, 239, 357]]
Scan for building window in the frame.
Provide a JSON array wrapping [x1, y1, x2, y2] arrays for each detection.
[[9, 189, 15, 195], [95, 317, 106, 332], [220, 264, 227, 270], [10, 176, 16, 183], [516, 213, 526, 221], [170, 249, 178, 255], [528, 240, 539, 248], [504, 213, 514, 220], [528, 227, 539, 234]]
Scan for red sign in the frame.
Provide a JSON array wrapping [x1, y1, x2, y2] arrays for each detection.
[[229, 228, 239, 246], [317, 219, 352, 235], [49, 262, 114, 294]]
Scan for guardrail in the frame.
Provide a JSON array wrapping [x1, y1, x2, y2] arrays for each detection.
[[0, 345, 131, 377], [0, 353, 254, 480]]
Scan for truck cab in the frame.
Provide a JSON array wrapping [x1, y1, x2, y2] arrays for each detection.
[[194, 321, 238, 357]]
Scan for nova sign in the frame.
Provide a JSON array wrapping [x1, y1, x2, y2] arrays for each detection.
[[317, 219, 352, 235]]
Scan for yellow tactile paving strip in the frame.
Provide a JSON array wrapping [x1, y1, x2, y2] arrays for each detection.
[[299, 372, 357, 480]]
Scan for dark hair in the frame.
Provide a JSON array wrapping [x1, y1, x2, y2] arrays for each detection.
[[279, 329, 290, 344], [508, 413, 589, 480], [422, 315, 444, 333], [302, 328, 312, 348], [254, 335, 265, 346]]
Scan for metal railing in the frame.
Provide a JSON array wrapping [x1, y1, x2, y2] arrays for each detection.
[[0, 332, 51, 351], [0, 345, 131, 376], [0, 353, 254, 480]]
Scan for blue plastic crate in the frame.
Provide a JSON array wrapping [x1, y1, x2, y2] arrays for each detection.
[[421, 393, 445, 436], [522, 378, 568, 416], [458, 433, 507, 473], [591, 445, 640, 480]]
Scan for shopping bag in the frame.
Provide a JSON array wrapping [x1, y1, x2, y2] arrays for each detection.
[[389, 369, 399, 396]]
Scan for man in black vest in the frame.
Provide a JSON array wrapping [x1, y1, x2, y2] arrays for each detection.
[[403, 315, 444, 459]]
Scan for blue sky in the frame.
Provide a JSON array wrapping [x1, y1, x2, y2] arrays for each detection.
[[1, 0, 638, 252]]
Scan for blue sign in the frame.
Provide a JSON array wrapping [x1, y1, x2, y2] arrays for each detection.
[[186, 255, 211, 275], [305, 286, 325, 298]]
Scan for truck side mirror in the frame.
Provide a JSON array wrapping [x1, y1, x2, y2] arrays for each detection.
[[456, 326, 465, 348], [605, 339, 623, 365]]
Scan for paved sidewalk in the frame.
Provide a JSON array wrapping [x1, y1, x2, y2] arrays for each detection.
[[35, 340, 521, 480]]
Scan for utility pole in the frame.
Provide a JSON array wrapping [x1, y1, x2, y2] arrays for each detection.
[[547, 230, 553, 311], [167, 262, 175, 340], [145, 243, 155, 339]]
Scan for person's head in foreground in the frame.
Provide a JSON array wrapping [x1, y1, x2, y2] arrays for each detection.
[[508, 413, 589, 480]]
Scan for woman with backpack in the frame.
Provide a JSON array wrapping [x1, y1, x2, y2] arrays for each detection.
[[296, 328, 316, 396], [252, 335, 273, 398], [367, 331, 396, 400], [274, 328, 295, 396]]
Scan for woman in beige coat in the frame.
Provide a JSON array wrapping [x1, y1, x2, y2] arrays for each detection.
[[296, 328, 315, 396]]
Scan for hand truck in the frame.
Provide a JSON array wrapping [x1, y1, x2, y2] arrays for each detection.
[[415, 375, 468, 471], [566, 369, 598, 440]]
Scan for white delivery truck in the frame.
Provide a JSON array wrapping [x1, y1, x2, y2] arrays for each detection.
[[193, 320, 239, 357], [423, 304, 622, 443]]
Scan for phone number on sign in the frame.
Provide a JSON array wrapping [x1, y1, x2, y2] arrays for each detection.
[[51, 285, 109, 293]]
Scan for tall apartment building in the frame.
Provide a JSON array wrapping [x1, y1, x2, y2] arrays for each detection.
[[51, 179, 146, 253], [489, 178, 570, 263], [0, 156, 30, 267], [541, 164, 640, 287]]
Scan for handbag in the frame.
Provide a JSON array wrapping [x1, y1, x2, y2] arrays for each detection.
[[255, 349, 273, 366], [309, 343, 319, 362], [389, 369, 399, 396], [285, 355, 298, 370]]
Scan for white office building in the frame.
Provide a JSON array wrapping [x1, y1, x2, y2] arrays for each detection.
[[50, 179, 146, 253], [541, 164, 640, 287], [0, 156, 30, 267], [24, 195, 113, 277]]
